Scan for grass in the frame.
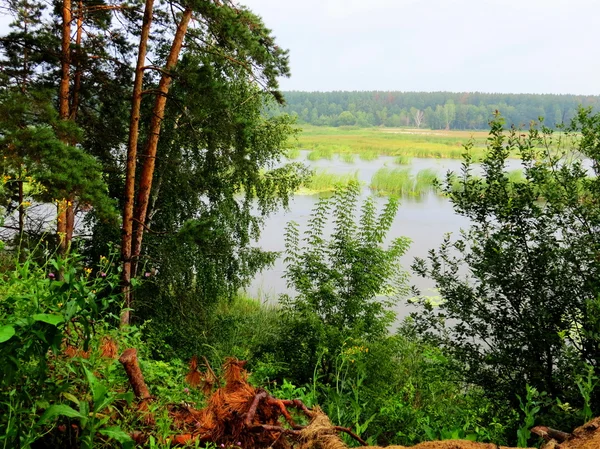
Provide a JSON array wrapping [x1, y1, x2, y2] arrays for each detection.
[[359, 150, 379, 161], [506, 169, 525, 183], [307, 148, 334, 161], [299, 170, 359, 194], [285, 148, 301, 159], [340, 153, 356, 163], [295, 125, 491, 160], [395, 155, 413, 165], [370, 168, 439, 197]]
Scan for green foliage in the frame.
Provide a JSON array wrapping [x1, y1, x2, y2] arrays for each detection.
[[370, 168, 438, 197], [307, 148, 334, 160], [0, 90, 116, 223], [281, 181, 410, 341], [0, 247, 121, 446], [301, 170, 359, 194], [395, 155, 412, 165], [340, 153, 356, 163], [281, 91, 593, 129], [412, 109, 600, 439], [516, 386, 543, 447]]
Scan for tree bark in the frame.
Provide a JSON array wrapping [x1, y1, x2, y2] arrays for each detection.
[[69, 0, 84, 121], [118, 348, 154, 425], [120, 0, 155, 327], [57, 0, 72, 256], [129, 7, 192, 279]]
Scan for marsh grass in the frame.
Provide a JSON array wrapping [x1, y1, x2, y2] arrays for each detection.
[[300, 170, 359, 194], [340, 153, 356, 163], [395, 155, 413, 165], [285, 148, 301, 159], [307, 148, 334, 161], [359, 150, 379, 161], [296, 126, 494, 160], [371, 168, 439, 197]]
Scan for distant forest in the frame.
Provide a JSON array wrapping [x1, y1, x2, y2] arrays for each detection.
[[281, 91, 600, 129]]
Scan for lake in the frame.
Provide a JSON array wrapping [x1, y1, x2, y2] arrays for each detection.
[[247, 151, 524, 319]]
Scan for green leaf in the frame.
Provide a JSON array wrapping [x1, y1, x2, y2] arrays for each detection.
[[37, 404, 84, 425], [0, 325, 15, 343], [61, 392, 81, 406], [84, 367, 108, 410], [98, 426, 134, 449], [32, 313, 64, 326]]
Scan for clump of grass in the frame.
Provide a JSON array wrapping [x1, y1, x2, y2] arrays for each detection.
[[370, 168, 438, 197], [370, 168, 413, 196], [506, 169, 525, 184], [340, 153, 356, 163], [285, 148, 301, 159], [300, 170, 359, 194], [359, 150, 379, 161], [395, 155, 412, 165], [307, 148, 334, 161], [416, 168, 438, 190]]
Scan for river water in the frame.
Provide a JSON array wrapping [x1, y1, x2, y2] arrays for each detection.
[[247, 151, 523, 319]]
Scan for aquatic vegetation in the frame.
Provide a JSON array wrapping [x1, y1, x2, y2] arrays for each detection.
[[358, 150, 379, 161], [285, 148, 301, 159], [395, 155, 413, 165], [307, 148, 334, 161], [340, 153, 356, 163], [370, 168, 438, 197], [300, 170, 359, 194]]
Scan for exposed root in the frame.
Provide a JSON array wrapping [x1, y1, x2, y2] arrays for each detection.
[[124, 351, 600, 449]]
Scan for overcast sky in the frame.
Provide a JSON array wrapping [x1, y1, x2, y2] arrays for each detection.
[[240, 0, 600, 95], [1, 0, 598, 94]]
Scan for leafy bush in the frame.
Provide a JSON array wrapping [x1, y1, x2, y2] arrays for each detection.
[[0, 248, 122, 446], [412, 109, 600, 442]]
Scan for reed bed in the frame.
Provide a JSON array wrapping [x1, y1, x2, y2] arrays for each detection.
[[359, 150, 379, 161], [300, 170, 359, 194], [340, 153, 356, 163], [307, 148, 334, 161], [395, 155, 413, 165], [285, 148, 301, 159], [370, 168, 439, 197]]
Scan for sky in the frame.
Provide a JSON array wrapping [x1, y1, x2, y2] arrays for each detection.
[[1, 0, 599, 95], [240, 0, 600, 95]]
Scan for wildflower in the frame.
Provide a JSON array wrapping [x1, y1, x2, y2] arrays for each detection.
[[48, 273, 55, 279], [57, 303, 63, 307], [183, 387, 189, 394], [220, 444, 225, 447], [237, 442, 241, 446], [99, 272, 107, 278], [84, 267, 92, 276], [144, 272, 151, 278]]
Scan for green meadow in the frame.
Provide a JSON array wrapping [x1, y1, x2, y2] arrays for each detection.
[[294, 125, 490, 160]]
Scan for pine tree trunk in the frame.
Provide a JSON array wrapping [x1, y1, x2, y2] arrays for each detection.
[[64, 0, 83, 250], [120, 0, 155, 327], [57, 0, 71, 256], [129, 7, 192, 280]]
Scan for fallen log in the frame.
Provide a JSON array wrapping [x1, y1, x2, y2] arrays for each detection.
[[538, 416, 600, 449], [118, 348, 154, 425]]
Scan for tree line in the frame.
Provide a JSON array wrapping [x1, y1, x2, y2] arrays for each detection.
[[280, 90, 600, 129]]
